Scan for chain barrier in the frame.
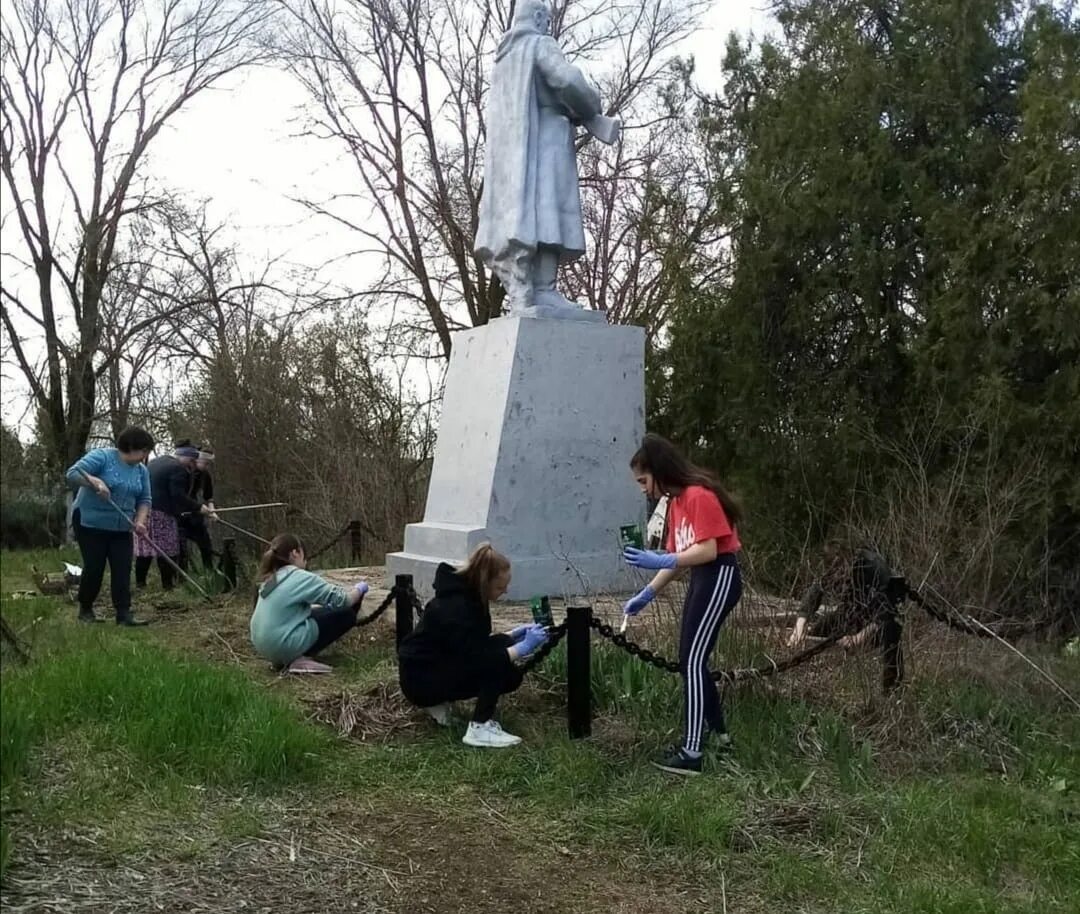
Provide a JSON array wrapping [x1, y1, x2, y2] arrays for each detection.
[[588, 617, 681, 673], [410, 591, 425, 619], [355, 588, 396, 628], [521, 623, 568, 674], [905, 587, 1044, 640], [588, 614, 848, 683], [305, 524, 352, 563], [712, 634, 844, 683]]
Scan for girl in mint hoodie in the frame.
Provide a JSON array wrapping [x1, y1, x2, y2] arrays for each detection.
[[250, 533, 369, 671]]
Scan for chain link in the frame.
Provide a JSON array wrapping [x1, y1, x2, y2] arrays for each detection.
[[305, 524, 352, 563], [410, 591, 425, 618], [588, 615, 850, 683], [588, 617, 682, 674], [354, 588, 396, 628], [712, 634, 843, 683], [905, 587, 1044, 640], [520, 623, 568, 674]]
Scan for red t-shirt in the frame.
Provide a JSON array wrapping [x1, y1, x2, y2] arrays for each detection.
[[665, 485, 741, 555]]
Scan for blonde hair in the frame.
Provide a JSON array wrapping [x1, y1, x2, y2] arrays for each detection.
[[456, 542, 511, 604]]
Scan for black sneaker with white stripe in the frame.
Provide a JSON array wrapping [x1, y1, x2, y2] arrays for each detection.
[[651, 747, 703, 776]]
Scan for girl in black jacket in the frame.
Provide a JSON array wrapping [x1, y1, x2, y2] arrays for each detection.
[[398, 544, 548, 748]]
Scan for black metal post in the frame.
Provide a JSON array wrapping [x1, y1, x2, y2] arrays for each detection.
[[349, 520, 364, 563], [395, 574, 415, 647], [566, 604, 592, 739], [221, 538, 237, 592]]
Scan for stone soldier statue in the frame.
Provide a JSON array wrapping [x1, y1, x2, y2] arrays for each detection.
[[475, 0, 620, 316]]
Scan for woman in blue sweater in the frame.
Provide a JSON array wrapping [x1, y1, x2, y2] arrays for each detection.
[[65, 427, 155, 625], [250, 533, 370, 672]]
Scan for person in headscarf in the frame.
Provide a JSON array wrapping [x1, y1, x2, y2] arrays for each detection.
[[135, 442, 215, 590], [179, 444, 217, 572]]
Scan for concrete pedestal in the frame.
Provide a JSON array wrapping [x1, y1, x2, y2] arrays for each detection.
[[387, 314, 645, 600]]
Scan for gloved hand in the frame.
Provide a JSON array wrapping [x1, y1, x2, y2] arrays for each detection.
[[623, 546, 678, 570], [623, 585, 656, 617], [508, 624, 531, 643], [354, 582, 369, 600], [517, 624, 549, 657]]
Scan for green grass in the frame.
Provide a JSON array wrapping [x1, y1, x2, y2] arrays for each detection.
[[0, 585, 329, 875], [3, 641, 328, 786], [2, 546, 1078, 910], [1, 544, 81, 591]]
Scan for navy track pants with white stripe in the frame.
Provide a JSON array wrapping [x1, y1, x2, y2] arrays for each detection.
[[679, 554, 742, 752]]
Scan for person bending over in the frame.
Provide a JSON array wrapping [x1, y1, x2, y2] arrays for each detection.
[[621, 434, 744, 776], [250, 533, 369, 672], [397, 544, 548, 748], [787, 540, 905, 690], [65, 427, 155, 626]]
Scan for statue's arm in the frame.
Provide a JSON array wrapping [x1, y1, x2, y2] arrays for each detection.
[[535, 37, 602, 120]]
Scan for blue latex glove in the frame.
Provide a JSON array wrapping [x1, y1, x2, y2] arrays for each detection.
[[623, 546, 678, 570], [517, 624, 549, 656], [623, 585, 656, 617], [354, 582, 370, 599], [508, 624, 532, 643]]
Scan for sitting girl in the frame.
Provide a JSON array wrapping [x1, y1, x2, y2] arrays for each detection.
[[250, 533, 369, 672], [397, 543, 548, 748]]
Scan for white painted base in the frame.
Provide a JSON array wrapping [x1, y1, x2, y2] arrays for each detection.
[[386, 314, 645, 600]]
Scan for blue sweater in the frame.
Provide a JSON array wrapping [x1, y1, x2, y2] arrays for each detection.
[[250, 566, 351, 666], [66, 448, 152, 532]]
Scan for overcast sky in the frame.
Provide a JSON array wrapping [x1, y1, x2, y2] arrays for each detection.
[[143, 1, 777, 275], [1, 1, 777, 434]]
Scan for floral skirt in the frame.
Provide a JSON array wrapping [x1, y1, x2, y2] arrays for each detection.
[[133, 509, 180, 558]]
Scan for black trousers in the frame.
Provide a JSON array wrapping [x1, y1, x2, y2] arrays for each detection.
[[808, 599, 905, 691], [679, 555, 742, 752], [399, 641, 524, 723], [307, 607, 359, 656], [135, 555, 176, 589], [178, 516, 214, 570], [73, 509, 133, 620]]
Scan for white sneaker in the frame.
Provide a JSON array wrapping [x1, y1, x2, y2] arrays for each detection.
[[423, 703, 453, 727], [462, 720, 522, 748]]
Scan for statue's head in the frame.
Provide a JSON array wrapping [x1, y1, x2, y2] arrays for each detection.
[[513, 0, 552, 36]]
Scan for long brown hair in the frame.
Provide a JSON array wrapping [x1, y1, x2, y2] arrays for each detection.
[[258, 533, 304, 580], [630, 433, 744, 527], [456, 543, 511, 605]]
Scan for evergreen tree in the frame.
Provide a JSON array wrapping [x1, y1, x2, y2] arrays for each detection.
[[660, 1, 1078, 618]]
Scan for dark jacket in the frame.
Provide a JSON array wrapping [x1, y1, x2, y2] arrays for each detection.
[[398, 563, 515, 684], [147, 456, 202, 518], [189, 467, 214, 503], [798, 546, 897, 630]]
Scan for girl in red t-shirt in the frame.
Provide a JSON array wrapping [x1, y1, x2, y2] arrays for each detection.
[[622, 434, 743, 775]]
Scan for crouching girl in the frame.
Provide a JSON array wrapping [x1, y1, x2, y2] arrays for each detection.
[[398, 544, 548, 748], [250, 533, 369, 672]]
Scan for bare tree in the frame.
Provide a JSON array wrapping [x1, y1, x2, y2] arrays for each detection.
[[0, 0, 272, 470], [566, 60, 730, 336], [273, 0, 709, 359]]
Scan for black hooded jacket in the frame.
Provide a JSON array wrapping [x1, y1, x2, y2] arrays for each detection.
[[398, 563, 515, 680], [147, 455, 202, 518]]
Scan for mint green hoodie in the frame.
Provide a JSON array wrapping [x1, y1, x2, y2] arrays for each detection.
[[249, 566, 350, 666]]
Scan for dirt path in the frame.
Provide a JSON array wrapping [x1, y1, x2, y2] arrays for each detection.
[[1, 790, 726, 914]]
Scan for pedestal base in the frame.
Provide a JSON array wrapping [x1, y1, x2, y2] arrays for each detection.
[[386, 314, 645, 600]]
